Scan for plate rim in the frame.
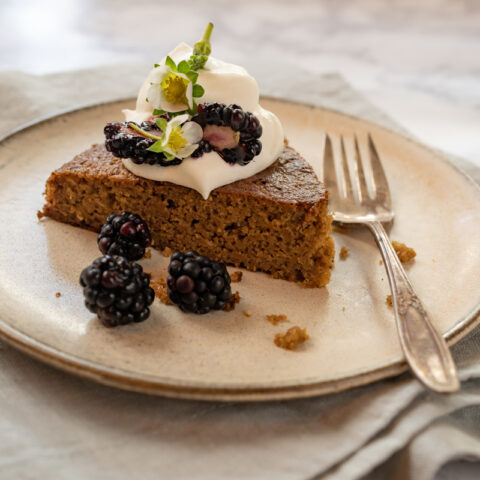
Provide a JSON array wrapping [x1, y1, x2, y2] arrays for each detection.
[[0, 97, 479, 402]]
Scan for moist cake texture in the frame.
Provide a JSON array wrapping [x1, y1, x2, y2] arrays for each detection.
[[42, 144, 334, 287]]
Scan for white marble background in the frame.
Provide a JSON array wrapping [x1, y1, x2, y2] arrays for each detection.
[[2, 0, 480, 165]]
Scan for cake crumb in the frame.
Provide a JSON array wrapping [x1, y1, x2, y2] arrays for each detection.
[[150, 276, 173, 305], [143, 249, 152, 259], [266, 314, 287, 325], [230, 271, 243, 283], [224, 291, 240, 312], [243, 310, 252, 317], [161, 247, 174, 258], [379, 259, 383, 265], [55, 292, 61, 298], [386, 295, 392, 307], [339, 246, 350, 260], [333, 224, 350, 234], [274, 326, 309, 351], [342, 306, 346, 312], [37, 210, 45, 220], [392, 241, 416, 263]]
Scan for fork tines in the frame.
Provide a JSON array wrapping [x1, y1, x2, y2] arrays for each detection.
[[323, 133, 391, 207]]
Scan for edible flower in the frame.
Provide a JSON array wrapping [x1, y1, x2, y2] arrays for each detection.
[[159, 114, 203, 159], [129, 114, 203, 161], [147, 64, 194, 113], [147, 22, 214, 115]]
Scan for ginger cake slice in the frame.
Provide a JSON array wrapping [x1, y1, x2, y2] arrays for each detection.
[[42, 143, 334, 287]]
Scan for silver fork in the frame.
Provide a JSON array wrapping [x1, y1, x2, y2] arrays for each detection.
[[323, 134, 459, 393]]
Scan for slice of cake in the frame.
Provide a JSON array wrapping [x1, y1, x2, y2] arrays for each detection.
[[42, 143, 334, 287], [41, 23, 335, 288]]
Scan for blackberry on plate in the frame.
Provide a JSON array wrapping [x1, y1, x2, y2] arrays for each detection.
[[166, 250, 232, 314], [104, 121, 182, 167], [80, 255, 155, 327], [97, 212, 151, 261], [191, 102, 262, 166]]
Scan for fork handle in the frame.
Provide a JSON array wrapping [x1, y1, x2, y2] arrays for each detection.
[[367, 221, 459, 393]]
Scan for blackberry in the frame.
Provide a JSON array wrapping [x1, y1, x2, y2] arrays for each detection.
[[191, 102, 263, 166], [191, 139, 213, 158], [97, 212, 151, 261], [166, 250, 232, 314], [104, 121, 182, 167], [80, 255, 155, 327]]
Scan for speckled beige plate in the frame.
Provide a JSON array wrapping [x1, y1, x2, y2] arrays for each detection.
[[0, 98, 479, 402]]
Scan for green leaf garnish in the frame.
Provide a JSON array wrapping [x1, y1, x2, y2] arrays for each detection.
[[188, 54, 208, 72], [192, 84, 205, 98], [147, 140, 165, 153], [154, 63, 160, 68], [186, 70, 199, 83], [177, 60, 190, 74], [153, 108, 166, 116], [155, 117, 168, 131], [163, 151, 176, 161], [165, 56, 177, 71]]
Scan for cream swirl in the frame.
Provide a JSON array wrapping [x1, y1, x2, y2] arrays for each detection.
[[123, 43, 284, 200]]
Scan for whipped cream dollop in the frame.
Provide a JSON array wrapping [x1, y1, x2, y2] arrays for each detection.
[[122, 43, 284, 199]]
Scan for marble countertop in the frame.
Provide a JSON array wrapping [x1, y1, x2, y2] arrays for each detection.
[[2, 0, 479, 166]]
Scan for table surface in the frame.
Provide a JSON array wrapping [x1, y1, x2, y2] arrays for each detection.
[[2, 0, 480, 167]]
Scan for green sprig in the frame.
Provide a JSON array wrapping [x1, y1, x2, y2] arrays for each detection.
[[128, 122, 162, 141], [150, 22, 214, 116], [188, 22, 214, 72], [193, 22, 213, 57]]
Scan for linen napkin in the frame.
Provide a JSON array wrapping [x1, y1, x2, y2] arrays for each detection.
[[0, 65, 479, 480]]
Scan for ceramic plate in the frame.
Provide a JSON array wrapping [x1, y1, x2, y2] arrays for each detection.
[[0, 98, 479, 401]]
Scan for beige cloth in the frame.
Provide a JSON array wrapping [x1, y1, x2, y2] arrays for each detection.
[[0, 66, 479, 480]]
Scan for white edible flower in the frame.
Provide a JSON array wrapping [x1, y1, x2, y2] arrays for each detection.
[[161, 114, 203, 159], [147, 64, 194, 113]]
